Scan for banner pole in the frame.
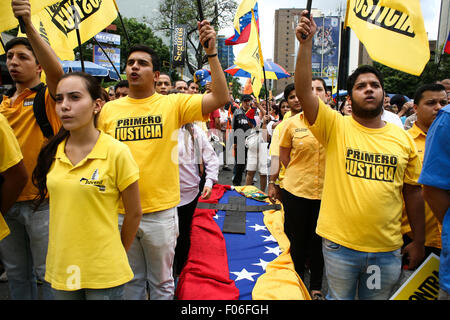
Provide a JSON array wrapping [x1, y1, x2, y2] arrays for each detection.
[[262, 65, 269, 114], [113, 0, 131, 49], [92, 37, 121, 80], [337, 22, 350, 105], [0, 35, 5, 53], [196, 0, 209, 48], [71, 0, 85, 72]]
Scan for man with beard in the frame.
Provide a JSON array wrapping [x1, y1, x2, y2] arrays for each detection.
[[293, 11, 425, 300]]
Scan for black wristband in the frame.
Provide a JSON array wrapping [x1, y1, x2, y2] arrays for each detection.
[[206, 53, 218, 58]]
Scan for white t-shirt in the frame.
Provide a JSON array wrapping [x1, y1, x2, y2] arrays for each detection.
[[381, 109, 403, 128]]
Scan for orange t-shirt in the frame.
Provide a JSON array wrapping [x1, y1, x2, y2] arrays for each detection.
[[0, 85, 61, 201]]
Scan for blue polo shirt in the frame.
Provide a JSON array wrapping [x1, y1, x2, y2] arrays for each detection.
[[419, 104, 450, 294]]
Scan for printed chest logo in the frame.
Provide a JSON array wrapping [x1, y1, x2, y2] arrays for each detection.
[[80, 169, 106, 191], [23, 98, 34, 107], [295, 128, 308, 133], [346, 148, 398, 182], [115, 115, 163, 142]]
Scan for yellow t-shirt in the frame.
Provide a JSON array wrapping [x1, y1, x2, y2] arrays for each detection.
[[268, 111, 293, 187], [98, 92, 204, 213], [401, 123, 441, 248], [45, 131, 139, 290], [307, 99, 422, 252], [0, 86, 61, 201], [279, 113, 326, 199], [0, 113, 23, 240]]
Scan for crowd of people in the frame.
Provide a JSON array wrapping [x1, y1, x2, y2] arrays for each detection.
[[0, 1, 449, 301]]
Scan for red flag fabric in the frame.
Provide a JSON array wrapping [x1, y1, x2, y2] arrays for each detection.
[[445, 32, 450, 55], [175, 184, 239, 300]]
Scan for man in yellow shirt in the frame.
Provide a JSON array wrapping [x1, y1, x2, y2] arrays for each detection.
[[97, 20, 229, 300], [0, 1, 63, 300], [402, 83, 448, 262], [294, 11, 425, 300]]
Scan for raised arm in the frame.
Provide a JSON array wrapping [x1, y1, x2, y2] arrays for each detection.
[[12, 0, 64, 97], [294, 10, 319, 125], [198, 20, 230, 115]]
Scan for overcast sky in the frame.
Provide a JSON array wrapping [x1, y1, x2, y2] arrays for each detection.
[[116, 0, 443, 60]]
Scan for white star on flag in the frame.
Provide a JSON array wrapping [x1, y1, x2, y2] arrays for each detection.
[[252, 259, 270, 271], [249, 224, 267, 232], [264, 246, 281, 256], [230, 268, 259, 282], [261, 235, 276, 242]]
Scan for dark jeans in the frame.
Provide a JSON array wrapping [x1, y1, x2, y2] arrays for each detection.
[[281, 188, 323, 291], [232, 147, 248, 186], [174, 192, 201, 276]]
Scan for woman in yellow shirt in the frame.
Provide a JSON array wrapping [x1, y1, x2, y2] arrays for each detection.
[[32, 72, 142, 300], [279, 81, 327, 300]]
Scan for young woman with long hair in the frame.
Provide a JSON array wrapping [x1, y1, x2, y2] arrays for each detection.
[[32, 72, 142, 300]]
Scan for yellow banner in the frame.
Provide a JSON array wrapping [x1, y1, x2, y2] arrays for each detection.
[[0, 34, 4, 55], [17, 0, 118, 61], [235, 10, 264, 101], [345, 0, 429, 76], [0, 0, 60, 33], [390, 253, 440, 300]]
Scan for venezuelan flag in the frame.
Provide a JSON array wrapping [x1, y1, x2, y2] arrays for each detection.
[[175, 184, 311, 300]]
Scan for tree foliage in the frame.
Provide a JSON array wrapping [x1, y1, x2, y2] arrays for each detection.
[[113, 17, 171, 73], [227, 75, 242, 98], [373, 51, 450, 98], [149, 0, 237, 76], [74, 16, 172, 78]]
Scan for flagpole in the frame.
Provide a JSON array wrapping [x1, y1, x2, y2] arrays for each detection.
[[92, 37, 121, 80], [196, 0, 209, 48], [18, 17, 26, 34], [0, 35, 5, 53], [337, 21, 350, 105], [71, 0, 85, 72], [336, 1, 352, 106], [113, 0, 131, 49], [262, 65, 269, 115]]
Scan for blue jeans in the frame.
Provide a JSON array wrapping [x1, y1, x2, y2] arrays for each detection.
[[53, 285, 124, 300], [322, 238, 402, 300], [0, 200, 53, 300]]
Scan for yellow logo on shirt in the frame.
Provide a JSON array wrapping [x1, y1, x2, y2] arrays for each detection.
[[346, 148, 398, 182], [23, 98, 34, 107], [115, 115, 163, 141], [80, 169, 105, 191]]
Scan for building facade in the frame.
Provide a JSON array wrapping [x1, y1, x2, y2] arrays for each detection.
[[217, 35, 235, 70]]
